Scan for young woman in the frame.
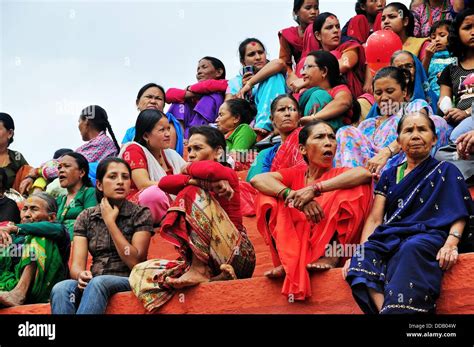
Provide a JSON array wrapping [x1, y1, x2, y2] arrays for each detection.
[[120, 109, 186, 225], [342, 0, 385, 43], [226, 38, 288, 139], [129, 126, 256, 312], [50, 158, 154, 314]]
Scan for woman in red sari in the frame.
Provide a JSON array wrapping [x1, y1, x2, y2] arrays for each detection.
[[279, 0, 320, 74], [251, 120, 373, 301], [343, 0, 384, 44]]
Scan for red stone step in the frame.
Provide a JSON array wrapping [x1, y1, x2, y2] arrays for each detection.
[[1, 216, 473, 314]]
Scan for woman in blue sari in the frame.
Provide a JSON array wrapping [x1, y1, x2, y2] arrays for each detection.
[[342, 109, 474, 314]]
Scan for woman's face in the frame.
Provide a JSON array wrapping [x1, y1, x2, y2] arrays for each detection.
[[301, 55, 326, 88], [391, 53, 415, 82], [381, 6, 408, 35], [58, 155, 85, 189], [216, 103, 239, 134], [136, 87, 165, 112], [459, 15, 474, 51], [242, 42, 267, 72], [196, 59, 223, 82], [0, 121, 13, 148], [143, 117, 171, 151], [187, 134, 222, 162], [78, 117, 90, 141], [374, 76, 408, 116], [300, 123, 337, 169], [271, 97, 300, 135], [295, 0, 319, 26], [364, 0, 386, 17], [397, 114, 437, 160], [315, 15, 341, 50], [97, 162, 131, 201]]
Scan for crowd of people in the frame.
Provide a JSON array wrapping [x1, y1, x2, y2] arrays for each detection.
[[1, 0, 474, 315]]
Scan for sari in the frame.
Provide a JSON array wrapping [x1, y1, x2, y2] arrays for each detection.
[[336, 99, 450, 170], [256, 166, 373, 300], [403, 36, 429, 60], [279, 26, 304, 73], [342, 13, 382, 44], [129, 186, 256, 312], [346, 157, 474, 314], [331, 40, 366, 98], [296, 23, 320, 78], [227, 73, 287, 132], [0, 231, 69, 303], [168, 93, 224, 139]]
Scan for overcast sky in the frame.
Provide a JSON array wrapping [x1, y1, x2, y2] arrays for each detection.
[[1, 0, 409, 166]]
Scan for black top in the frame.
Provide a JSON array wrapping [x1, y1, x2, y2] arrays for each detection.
[[0, 196, 20, 223]]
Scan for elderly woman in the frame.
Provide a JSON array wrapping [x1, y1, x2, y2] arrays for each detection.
[[129, 126, 256, 311], [50, 158, 154, 314], [226, 38, 288, 139], [167, 57, 227, 139], [56, 152, 97, 239], [120, 109, 186, 225], [343, 110, 474, 314], [251, 120, 373, 301], [0, 113, 29, 191], [19, 105, 120, 195], [122, 83, 184, 156], [336, 66, 449, 175], [299, 50, 358, 130]]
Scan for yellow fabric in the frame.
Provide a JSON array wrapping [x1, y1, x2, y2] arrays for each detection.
[[32, 177, 47, 190], [403, 37, 429, 58]]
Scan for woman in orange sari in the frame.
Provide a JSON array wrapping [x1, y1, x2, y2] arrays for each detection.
[[251, 120, 373, 300]]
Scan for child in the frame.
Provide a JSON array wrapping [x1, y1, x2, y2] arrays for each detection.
[[423, 20, 457, 97]]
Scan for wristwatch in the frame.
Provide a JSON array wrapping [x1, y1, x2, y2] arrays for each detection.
[[449, 230, 462, 240]]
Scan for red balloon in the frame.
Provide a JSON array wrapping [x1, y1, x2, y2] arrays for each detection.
[[365, 30, 403, 75]]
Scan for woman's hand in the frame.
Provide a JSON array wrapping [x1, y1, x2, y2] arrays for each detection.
[[236, 72, 254, 99], [19, 177, 34, 195], [342, 259, 351, 279], [367, 149, 390, 179], [0, 230, 12, 246], [209, 180, 234, 200], [299, 115, 316, 126], [286, 186, 315, 210], [77, 270, 93, 290], [289, 78, 307, 93], [101, 198, 119, 225], [302, 200, 325, 224], [362, 81, 373, 94], [180, 163, 191, 175], [436, 244, 459, 271], [444, 108, 469, 123], [253, 128, 270, 138], [456, 130, 474, 159]]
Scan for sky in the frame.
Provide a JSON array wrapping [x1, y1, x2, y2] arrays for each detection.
[[1, 0, 409, 166]]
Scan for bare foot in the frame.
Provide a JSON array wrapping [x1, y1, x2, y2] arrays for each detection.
[[0, 290, 26, 307], [264, 265, 286, 278], [166, 268, 211, 289], [307, 257, 340, 272], [210, 264, 237, 282]]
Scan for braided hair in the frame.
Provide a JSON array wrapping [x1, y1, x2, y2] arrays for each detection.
[[79, 105, 120, 152]]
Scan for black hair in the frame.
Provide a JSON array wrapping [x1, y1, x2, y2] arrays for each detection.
[[95, 157, 132, 202], [313, 12, 338, 36], [0, 167, 7, 193], [270, 93, 300, 116], [383, 2, 415, 37], [53, 148, 73, 160], [429, 19, 452, 37], [79, 105, 120, 153], [372, 66, 411, 93], [355, 0, 368, 15], [306, 50, 344, 87], [31, 192, 58, 214], [60, 152, 93, 187], [136, 83, 166, 104], [223, 99, 257, 125], [390, 50, 416, 97], [397, 107, 436, 136], [293, 0, 319, 24], [448, 8, 474, 60], [133, 109, 167, 149], [298, 120, 335, 163], [238, 38, 266, 64], [188, 126, 229, 166], [200, 56, 226, 79], [0, 113, 14, 146]]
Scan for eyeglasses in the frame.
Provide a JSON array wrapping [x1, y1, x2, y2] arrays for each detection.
[[300, 64, 318, 74]]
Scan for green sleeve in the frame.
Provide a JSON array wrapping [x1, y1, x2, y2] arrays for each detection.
[[83, 187, 98, 209], [230, 125, 257, 151], [17, 221, 64, 240]]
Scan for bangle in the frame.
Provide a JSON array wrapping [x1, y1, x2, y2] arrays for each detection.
[[449, 231, 462, 240], [311, 182, 323, 196], [276, 187, 287, 198], [282, 188, 292, 199], [26, 175, 36, 181]]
